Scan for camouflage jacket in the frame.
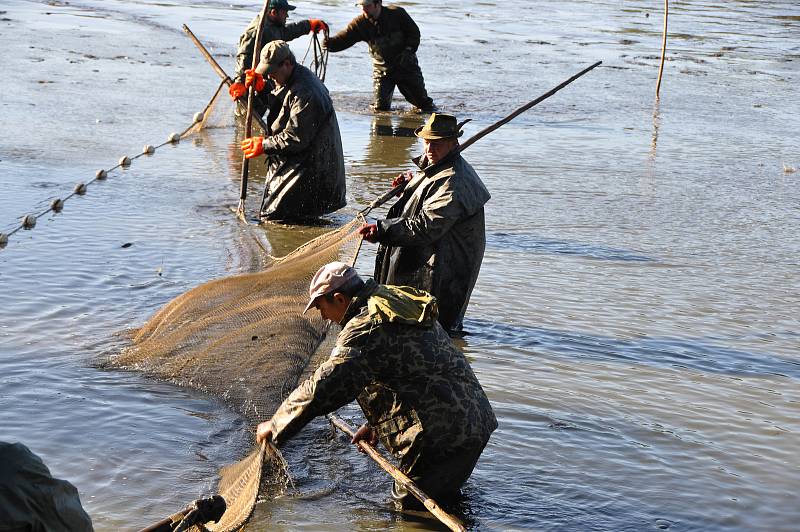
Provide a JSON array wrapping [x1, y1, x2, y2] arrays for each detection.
[[234, 15, 311, 83], [374, 154, 491, 333], [325, 5, 421, 72], [268, 280, 497, 468], [259, 64, 346, 220]]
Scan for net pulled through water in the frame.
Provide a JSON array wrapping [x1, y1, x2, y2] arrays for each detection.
[[111, 217, 363, 530]]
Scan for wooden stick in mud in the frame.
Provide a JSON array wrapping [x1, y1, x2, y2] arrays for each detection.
[[181, 24, 270, 134], [327, 414, 466, 532], [361, 60, 603, 216], [656, 0, 669, 98]]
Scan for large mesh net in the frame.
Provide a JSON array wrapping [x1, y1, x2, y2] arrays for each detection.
[[110, 217, 363, 530]]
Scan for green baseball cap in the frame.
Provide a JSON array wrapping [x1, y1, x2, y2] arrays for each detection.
[[255, 40, 295, 75], [269, 0, 296, 11], [355, 0, 378, 5]]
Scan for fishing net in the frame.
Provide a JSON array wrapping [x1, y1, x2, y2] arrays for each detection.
[[111, 217, 363, 530]]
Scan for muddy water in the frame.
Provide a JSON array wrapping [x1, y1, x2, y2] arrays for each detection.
[[1, 0, 799, 530]]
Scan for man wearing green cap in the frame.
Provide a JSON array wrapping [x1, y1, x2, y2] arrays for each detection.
[[359, 113, 490, 335], [324, 0, 436, 113], [230, 0, 329, 116], [240, 41, 346, 221]]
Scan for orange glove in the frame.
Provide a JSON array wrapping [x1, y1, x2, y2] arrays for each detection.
[[229, 81, 246, 100], [309, 19, 328, 33], [241, 137, 265, 159], [244, 69, 266, 92]]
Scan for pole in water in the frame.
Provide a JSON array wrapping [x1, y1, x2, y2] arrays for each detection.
[[361, 60, 603, 216], [656, 0, 669, 98], [327, 414, 466, 532]]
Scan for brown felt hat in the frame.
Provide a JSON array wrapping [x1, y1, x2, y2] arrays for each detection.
[[414, 113, 464, 140]]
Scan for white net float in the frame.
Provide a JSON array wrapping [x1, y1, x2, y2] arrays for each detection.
[[51, 198, 64, 212], [22, 214, 37, 229], [143, 144, 155, 155], [95, 169, 107, 180], [0, 233, 7, 247], [119, 155, 131, 167], [168, 132, 181, 143], [74, 183, 87, 195], [193, 112, 204, 123]]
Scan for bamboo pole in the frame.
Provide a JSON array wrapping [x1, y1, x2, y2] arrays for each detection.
[[361, 60, 603, 216], [327, 414, 466, 532], [656, 0, 669, 98]]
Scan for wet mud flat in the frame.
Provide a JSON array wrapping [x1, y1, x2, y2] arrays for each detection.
[[2, 0, 800, 530]]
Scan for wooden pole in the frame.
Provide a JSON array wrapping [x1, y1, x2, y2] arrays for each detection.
[[236, 1, 272, 220], [327, 414, 466, 532], [361, 60, 603, 216], [656, 0, 669, 98], [182, 24, 270, 134]]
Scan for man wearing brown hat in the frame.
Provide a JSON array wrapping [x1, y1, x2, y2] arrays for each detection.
[[256, 262, 497, 507], [240, 41, 346, 221], [324, 0, 436, 113], [229, 0, 329, 116], [359, 113, 490, 335]]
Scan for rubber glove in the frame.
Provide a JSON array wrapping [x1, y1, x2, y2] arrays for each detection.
[[244, 69, 266, 92], [229, 81, 246, 100], [241, 137, 265, 159], [358, 223, 379, 243], [309, 19, 328, 33]]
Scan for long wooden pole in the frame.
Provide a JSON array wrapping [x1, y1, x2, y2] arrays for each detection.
[[182, 24, 270, 134], [237, 1, 271, 220], [656, 0, 669, 98], [361, 60, 603, 216], [327, 414, 466, 532]]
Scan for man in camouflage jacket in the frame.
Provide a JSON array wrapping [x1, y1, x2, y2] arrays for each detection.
[[359, 113, 490, 334], [256, 262, 497, 505], [324, 0, 435, 113], [240, 41, 346, 221], [229, 0, 328, 116]]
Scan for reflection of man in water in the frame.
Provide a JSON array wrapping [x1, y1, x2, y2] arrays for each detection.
[[364, 115, 420, 171], [256, 262, 497, 508], [359, 113, 490, 335], [324, 0, 436, 113], [239, 41, 346, 221], [229, 0, 329, 116]]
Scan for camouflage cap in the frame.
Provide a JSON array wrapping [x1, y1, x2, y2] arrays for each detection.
[[303, 262, 360, 314], [268, 0, 296, 11], [255, 40, 295, 75]]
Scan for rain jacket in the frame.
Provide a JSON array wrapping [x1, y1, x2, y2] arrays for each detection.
[[325, 5, 421, 74], [267, 280, 497, 495], [258, 64, 346, 220], [374, 153, 491, 333], [234, 15, 311, 83], [0, 442, 93, 531]]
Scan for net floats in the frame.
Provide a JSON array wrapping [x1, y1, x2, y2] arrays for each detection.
[[193, 112, 204, 124], [73, 182, 87, 195], [119, 155, 131, 167], [143, 144, 155, 155], [0, 233, 7, 248], [168, 132, 181, 143], [51, 198, 64, 212], [22, 214, 37, 229], [95, 169, 107, 180]]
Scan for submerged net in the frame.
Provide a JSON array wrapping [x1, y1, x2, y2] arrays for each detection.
[[111, 217, 363, 530]]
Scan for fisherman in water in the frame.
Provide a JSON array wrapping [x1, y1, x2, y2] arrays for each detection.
[[229, 0, 329, 117], [240, 41, 346, 221], [256, 262, 497, 506], [359, 113, 490, 335], [324, 0, 436, 113]]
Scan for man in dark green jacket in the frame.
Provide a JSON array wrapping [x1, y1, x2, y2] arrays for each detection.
[[324, 0, 436, 113], [256, 262, 497, 506], [230, 0, 328, 116]]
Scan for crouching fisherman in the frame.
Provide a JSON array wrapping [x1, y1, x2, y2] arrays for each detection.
[[240, 41, 346, 222], [255, 262, 497, 506]]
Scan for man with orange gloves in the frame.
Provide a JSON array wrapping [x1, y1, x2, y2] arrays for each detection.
[[240, 41, 346, 221], [230, 0, 329, 116]]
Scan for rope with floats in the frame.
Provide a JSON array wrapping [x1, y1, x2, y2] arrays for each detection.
[[0, 88, 222, 250]]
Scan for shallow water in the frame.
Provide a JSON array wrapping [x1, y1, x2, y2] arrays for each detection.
[[1, 0, 799, 530]]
